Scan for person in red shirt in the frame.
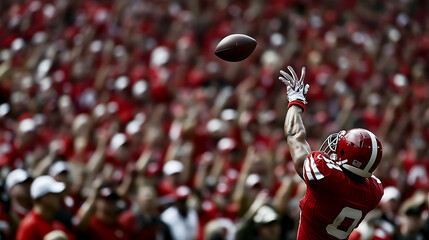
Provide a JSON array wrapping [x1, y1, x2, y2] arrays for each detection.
[[78, 185, 130, 240], [119, 185, 172, 240], [4, 168, 32, 236], [15, 175, 74, 240], [157, 160, 185, 204], [279, 66, 384, 240]]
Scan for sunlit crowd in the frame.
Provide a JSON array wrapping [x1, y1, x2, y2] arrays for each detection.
[[0, 0, 428, 240]]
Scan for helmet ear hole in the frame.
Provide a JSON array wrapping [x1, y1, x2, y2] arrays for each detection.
[[340, 149, 344, 157]]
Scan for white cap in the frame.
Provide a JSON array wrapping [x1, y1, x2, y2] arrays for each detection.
[[217, 138, 237, 152], [6, 169, 30, 192], [220, 109, 237, 121], [0, 103, 10, 117], [246, 174, 262, 188], [114, 76, 130, 91], [206, 119, 224, 133], [381, 186, 401, 204], [11, 38, 25, 52], [253, 205, 279, 224], [49, 161, 69, 177], [58, 95, 72, 110], [132, 80, 148, 97], [125, 120, 142, 136], [174, 185, 191, 200], [43, 230, 68, 240], [150, 46, 170, 66], [71, 114, 90, 134], [163, 160, 184, 176], [32, 31, 47, 45], [109, 133, 127, 151], [89, 40, 103, 53], [19, 118, 36, 133], [31, 175, 65, 199]]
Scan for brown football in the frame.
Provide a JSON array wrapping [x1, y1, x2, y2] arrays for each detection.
[[214, 34, 257, 62]]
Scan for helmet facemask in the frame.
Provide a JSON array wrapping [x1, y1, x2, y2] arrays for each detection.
[[319, 130, 346, 162]]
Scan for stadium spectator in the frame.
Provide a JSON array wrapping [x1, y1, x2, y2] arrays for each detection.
[[4, 168, 32, 237], [393, 191, 428, 240], [48, 161, 76, 233], [119, 185, 173, 240], [235, 204, 281, 240], [76, 184, 130, 240], [158, 160, 186, 205], [0, 0, 429, 239], [15, 175, 73, 240], [161, 185, 199, 240], [349, 187, 401, 239], [203, 218, 235, 240], [380, 186, 402, 228]]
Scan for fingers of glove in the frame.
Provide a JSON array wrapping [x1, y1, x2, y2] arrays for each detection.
[[279, 70, 288, 78], [280, 70, 295, 84], [284, 79, 294, 89], [282, 72, 295, 86], [279, 70, 295, 88], [299, 67, 306, 84], [287, 66, 299, 81], [279, 76, 290, 86], [304, 84, 310, 94]]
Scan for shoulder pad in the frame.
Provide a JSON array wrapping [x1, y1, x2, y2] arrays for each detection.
[[303, 151, 342, 182]]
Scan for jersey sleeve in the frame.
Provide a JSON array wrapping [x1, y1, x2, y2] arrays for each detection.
[[16, 220, 38, 240], [302, 151, 344, 189]]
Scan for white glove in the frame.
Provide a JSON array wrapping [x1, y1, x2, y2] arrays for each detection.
[[279, 66, 310, 104]]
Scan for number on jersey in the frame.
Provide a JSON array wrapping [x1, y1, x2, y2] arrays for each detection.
[[326, 207, 362, 239]]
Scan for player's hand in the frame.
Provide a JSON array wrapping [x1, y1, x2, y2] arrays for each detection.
[[279, 66, 310, 104], [248, 189, 269, 217]]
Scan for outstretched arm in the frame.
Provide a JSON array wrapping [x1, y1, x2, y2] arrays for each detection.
[[284, 105, 311, 178], [279, 66, 311, 179]]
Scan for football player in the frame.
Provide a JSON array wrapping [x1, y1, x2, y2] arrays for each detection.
[[279, 66, 384, 240]]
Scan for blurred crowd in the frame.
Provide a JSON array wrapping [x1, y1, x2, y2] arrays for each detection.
[[0, 0, 429, 240]]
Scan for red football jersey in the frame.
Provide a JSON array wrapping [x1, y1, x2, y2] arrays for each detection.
[[297, 151, 384, 240]]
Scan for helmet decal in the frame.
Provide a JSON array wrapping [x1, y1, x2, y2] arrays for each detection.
[[363, 129, 378, 173], [352, 160, 362, 168]]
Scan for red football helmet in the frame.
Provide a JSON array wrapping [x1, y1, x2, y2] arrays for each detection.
[[319, 128, 382, 178]]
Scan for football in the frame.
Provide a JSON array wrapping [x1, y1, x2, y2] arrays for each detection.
[[214, 34, 257, 62]]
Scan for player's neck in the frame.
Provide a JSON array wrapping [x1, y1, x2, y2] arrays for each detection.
[[342, 168, 366, 183]]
